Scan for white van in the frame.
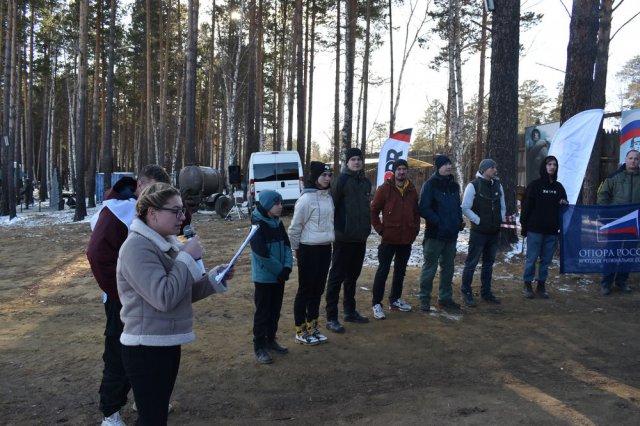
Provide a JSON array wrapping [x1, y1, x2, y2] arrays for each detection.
[[248, 151, 304, 210]]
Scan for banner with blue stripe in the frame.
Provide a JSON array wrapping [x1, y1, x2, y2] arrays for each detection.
[[560, 203, 640, 273]]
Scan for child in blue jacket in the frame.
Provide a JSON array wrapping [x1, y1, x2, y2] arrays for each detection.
[[250, 190, 293, 364]]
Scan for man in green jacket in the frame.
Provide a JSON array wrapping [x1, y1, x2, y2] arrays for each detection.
[[325, 147, 372, 333], [597, 149, 640, 295]]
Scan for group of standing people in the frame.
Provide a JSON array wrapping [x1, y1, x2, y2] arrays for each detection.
[[87, 149, 637, 423], [246, 148, 552, 365]]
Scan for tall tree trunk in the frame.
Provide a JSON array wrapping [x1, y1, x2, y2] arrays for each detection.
[[342, 0, 357, 160], [560, 0, 599, 124], [185, 0, 199, 165], [285, 8, 295, 152], [88, 1, 103, 208], [74, 0, 89, 221], [205, 0, 216, 167], [26, 0, 34, 183], [244, 0, 257, 175], [144, 0, 152, 165], [275, 0, 287, 151], [295, 0, 305, 164], [583, 0, 613, 204], [447, 0, 463, 185], [485, 0, 520, 238], [360, 0, 371, 156], [1, 0, 14, 216], [158, 0, 171, 169], [388, 0, 394, 134], [332, 0, 341, 169], [102, 0, 117, 190], [473, 5, 488, 183], [305, 0, 316, 166], [255, 0, 264, 152]]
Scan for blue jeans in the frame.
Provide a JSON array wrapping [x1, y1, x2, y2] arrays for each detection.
[[461, 231, 499, 297], [523, 232, 558, 283]]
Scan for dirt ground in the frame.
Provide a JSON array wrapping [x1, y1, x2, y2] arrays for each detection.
[[1, 210, 640, 425]]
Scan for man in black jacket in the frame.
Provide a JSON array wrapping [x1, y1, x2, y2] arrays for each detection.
[[325, 148, 372, 333], [520, 156, 568, 299]]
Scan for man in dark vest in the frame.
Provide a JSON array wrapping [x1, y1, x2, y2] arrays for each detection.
[[460, 158, 505, 307]]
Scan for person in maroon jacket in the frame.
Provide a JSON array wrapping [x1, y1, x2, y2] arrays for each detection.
[[87, 165, 172, 426], [370, 159, 420, 320]]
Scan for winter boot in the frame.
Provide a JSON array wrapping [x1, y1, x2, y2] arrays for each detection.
[[523, 282, 534, 299], [254, 339, 273, 364], [536, 281, 549, 299]]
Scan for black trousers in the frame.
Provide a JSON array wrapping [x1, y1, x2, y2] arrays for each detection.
[[325, 241, 366, 321], [294, 244, 332, 326], [121, 345, 181, 426], [99, 298, 131, 417], [253, 281, 286, 348], [371, 243, 412, 307]]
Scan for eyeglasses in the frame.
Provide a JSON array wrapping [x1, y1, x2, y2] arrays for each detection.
[[155, 206, 187, 218]]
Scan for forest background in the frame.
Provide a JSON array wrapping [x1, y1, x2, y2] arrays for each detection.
[[0, 0, 639, 225]]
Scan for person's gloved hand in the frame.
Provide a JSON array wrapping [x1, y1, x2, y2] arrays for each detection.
[[277, 267, 291, 283], [521, 229, 527, 238], [459, 221, 465, 231]]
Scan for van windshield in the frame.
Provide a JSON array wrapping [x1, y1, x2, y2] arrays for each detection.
[[253, 162, 300, 182]]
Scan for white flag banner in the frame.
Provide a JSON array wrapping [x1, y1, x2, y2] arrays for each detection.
[[548, 109, 604, 204], [376, 128, 412, 187]]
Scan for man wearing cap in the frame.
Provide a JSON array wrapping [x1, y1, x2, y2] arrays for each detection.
[[325, 147, 372, 332], [460, 158, 506, 306], [418, 155, 464, 312], [370, 158, 420, 319]]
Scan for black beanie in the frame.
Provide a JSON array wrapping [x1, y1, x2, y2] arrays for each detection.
[[435, 155, 451, 170], [392, 159, 409, 172], [345, 147, 363, 161], [309, 161, 330, 184]]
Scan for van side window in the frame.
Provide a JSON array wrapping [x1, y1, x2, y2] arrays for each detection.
[[277, 162, 300, 181], [253, 164, 277, 182]]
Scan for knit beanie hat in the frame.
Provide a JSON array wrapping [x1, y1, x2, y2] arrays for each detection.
[[479, 158, 497, 174], [434, 155, 451, 170], [258, 190, 282, 211], [309, 161, 331, 184], [345, 147, 363, 161], [392, 159, 409, 172]]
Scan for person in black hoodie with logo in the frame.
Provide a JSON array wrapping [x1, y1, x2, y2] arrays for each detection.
[[520, 155, 568, 299]]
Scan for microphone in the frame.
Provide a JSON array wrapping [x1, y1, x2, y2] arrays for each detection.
[[183, 225, 206, 274]]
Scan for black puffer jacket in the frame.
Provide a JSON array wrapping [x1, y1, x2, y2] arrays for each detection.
[[520, 155, 568, 235], [331, 168, 372, 242]]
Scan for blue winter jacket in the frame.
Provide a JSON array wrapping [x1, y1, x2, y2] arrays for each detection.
[[250, 208, 293, 283], [419, 171, 464, 242]]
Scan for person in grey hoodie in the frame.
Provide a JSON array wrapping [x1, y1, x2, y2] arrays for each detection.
[[117, 183, 231, 425], [289, 161, 335, 345]]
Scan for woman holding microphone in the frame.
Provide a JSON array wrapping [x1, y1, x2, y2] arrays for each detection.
[[117, 183, 232, 425]]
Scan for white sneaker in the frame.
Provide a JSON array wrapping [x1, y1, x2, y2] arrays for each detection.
[[102, 411, 126, 426], [295, 327, 320, 345], [308, 320, 328, 343], [390, 298, 412, 312], [372, 303, 386, 319]]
